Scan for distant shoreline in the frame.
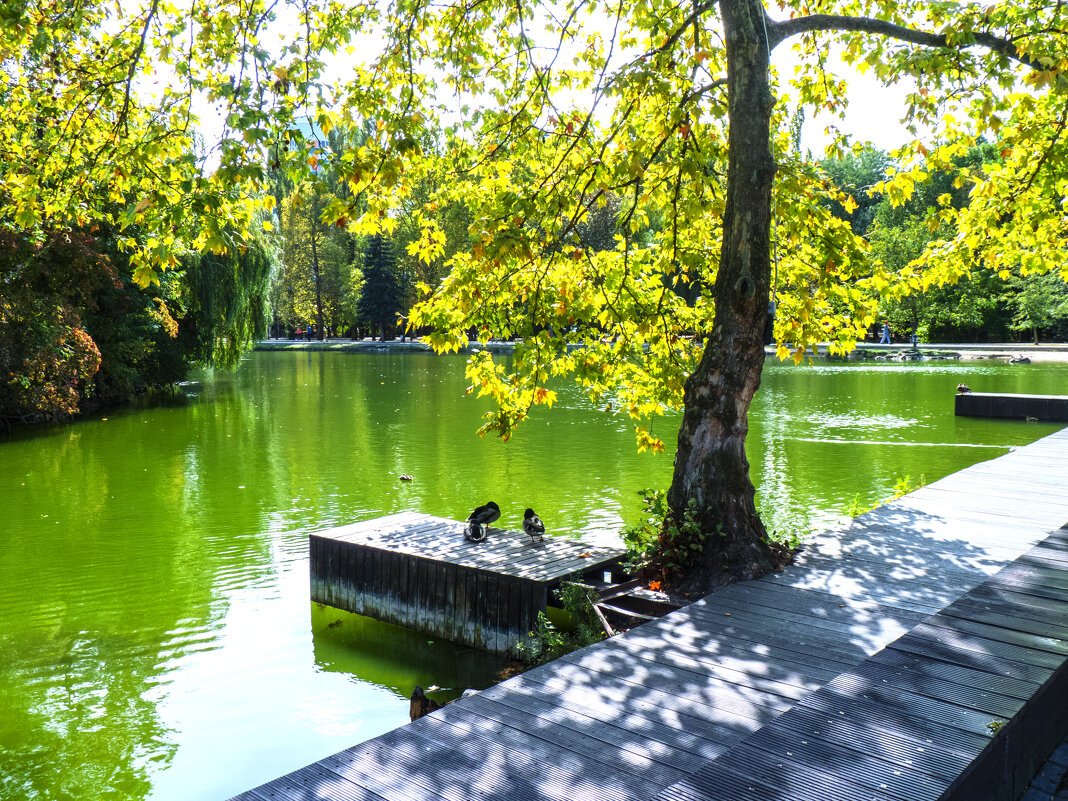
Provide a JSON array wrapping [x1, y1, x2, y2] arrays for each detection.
[[255, 338, 1068, 362]]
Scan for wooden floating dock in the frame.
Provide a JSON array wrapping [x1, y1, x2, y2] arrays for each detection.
[[233, 426, 1068, 801], [956, 391, 1068, 422], [310, 512, 626, 654]]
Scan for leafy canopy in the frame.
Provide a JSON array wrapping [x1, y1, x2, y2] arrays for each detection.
[[3, 0, 1067, 444]]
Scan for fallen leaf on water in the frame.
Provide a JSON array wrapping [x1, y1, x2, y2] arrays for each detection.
[[578, 552, 591, 558]]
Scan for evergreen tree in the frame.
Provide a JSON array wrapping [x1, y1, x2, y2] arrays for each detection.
[[357, 235, 403, 340]]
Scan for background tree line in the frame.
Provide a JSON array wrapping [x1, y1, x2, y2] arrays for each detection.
[[6, 130, 1067, 427], [822, 144, 1068, 345], [270, 132, 1068, 348]]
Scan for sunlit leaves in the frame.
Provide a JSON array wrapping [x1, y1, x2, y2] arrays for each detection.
[[4, 0, 1068, 447]]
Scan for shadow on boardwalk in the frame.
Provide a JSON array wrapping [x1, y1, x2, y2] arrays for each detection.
[[233, 428, 1068, 801]]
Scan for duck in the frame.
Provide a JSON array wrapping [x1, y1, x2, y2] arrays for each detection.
[[464, 501, 500, 543], [956, 383, 971, 394], [409, 686, 442, 722], [522, 508, 546, 543], [1009, 354, 1031, 364]]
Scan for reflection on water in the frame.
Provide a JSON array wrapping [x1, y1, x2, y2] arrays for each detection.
[[0, 351, 1064, 799]]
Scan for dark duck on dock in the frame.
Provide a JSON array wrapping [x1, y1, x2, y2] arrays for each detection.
[[464, 501, 500, 542], [522, 508, 546, 543], [409, 686, 441, 721]]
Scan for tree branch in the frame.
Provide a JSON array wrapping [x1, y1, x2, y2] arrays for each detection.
[[119, 0, 160, 134], [767, 13, 1043, 71]]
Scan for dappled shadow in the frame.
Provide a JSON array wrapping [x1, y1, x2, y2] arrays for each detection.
[[229, 430, 1068, 801], [653, 527, 1068, 801]]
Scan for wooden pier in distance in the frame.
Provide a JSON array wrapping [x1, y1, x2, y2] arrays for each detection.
[[310, 511, 626, 654], [956, 391, 1068, 422]]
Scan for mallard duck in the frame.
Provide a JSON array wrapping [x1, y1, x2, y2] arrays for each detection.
[[522, 508, 546, 543], [464, 501, 500, 542], [956, 383, 971, 394]]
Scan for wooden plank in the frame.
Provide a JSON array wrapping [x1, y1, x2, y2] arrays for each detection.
[[603, 635, 825, 698], [745, 722, 952, 800], [498, 669, 768, 760], [378, 551, 395, 627], [332, 538, 346, 610], [488, 573, 504, 653], [940, 597, 1068, 641], [993, 562, 1068, 594], [481, 570, 496, 650], [853, 661, 1024, 719], [1029, 543, 1068, 565], [502, 575, 519, 653], [689, 742, 901, 801], [622, 621, 854, 681], [415, 555, 429, 632], [649, 609, 864, 673], [496, 574, 513, 653], [967, 582, 1068, 617], [918, 615, 1068, 661], [394, 548, 408, 622], [251, 762, 392, 801], [493, 672, 733, 762], [459, 565, 476, 646], [694, 588, 918, 645], [683, 604, 883, 663], [459, 692, 683, 791], [430, 559, 446, 639], [308, 536, 322, 602], [708, 580, 926, 628], [425, 702, 650, 801], [768, 703, 973, 783], [556, 648, 795, 719], [820, 671, 1011, 737], [349, 543, 365, 613], [796, 688, 993, 759], [326, 537, 340, 609], [889, 626, 1060, 684], [871, 647, 1041, 700], [321, 726, 486, 801], [405, 714, 586, 801]]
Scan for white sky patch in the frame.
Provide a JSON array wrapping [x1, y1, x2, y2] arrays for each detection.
[[132, 0, 921, 170], [770, 44, 920, 155]]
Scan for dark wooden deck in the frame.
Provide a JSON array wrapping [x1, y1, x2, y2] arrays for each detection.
[[310, 512, 625, 653], [230, 426, 1068, 801], [956, 391, 1068, 422]]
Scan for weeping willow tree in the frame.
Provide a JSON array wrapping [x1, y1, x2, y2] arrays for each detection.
[[179, 238, 277, 368]]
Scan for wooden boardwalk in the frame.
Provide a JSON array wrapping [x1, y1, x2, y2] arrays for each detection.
[[231, 426, 1068, 801], [310, 512, 625, 653]]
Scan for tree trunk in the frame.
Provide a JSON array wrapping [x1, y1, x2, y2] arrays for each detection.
[[667, 0, 790, 594], [310, 230, 326, 340]]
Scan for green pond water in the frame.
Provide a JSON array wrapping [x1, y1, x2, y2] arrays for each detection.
[[1, 350, 1065, 800]]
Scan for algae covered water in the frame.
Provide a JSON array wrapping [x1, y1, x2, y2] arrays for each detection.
[[1, 350, 1064, 800]]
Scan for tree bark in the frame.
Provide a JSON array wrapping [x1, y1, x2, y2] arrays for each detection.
[[667, 0, 790, 593], [310, 226, 326, 341]]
